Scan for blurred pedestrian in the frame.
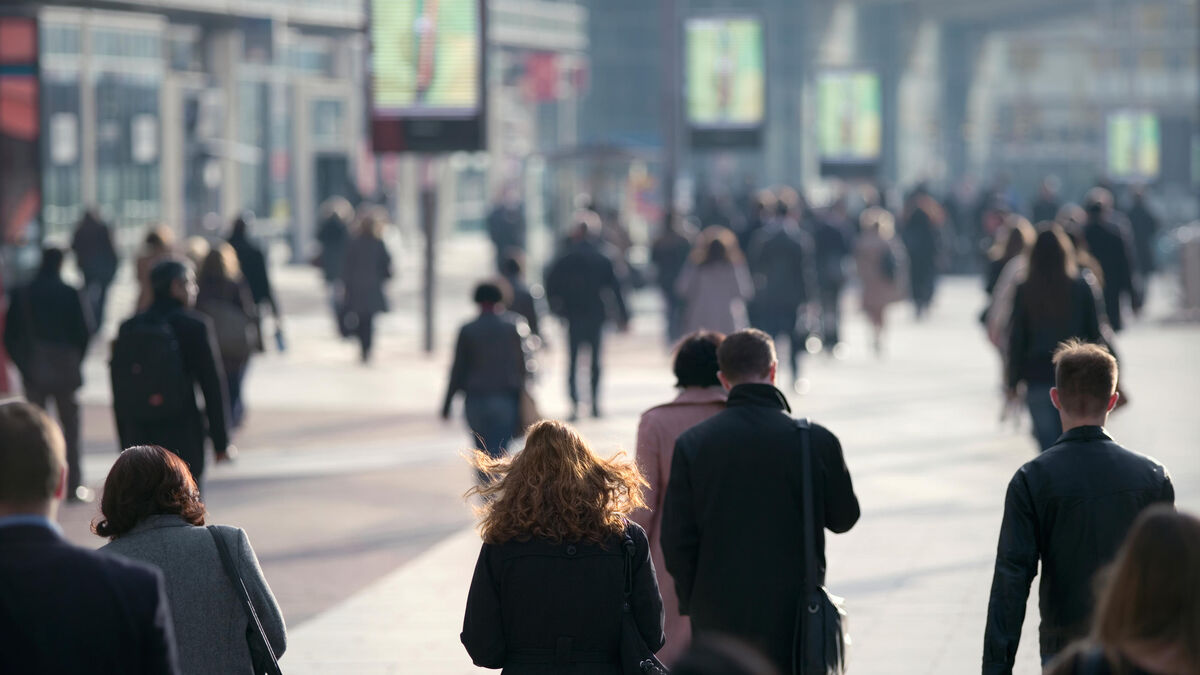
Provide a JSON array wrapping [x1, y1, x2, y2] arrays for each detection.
[[486, 187, 526, 272], [341, 213, 393, 363], [812, 197, 854, 351], [1006, 227, 1109, 451], [855, 207, 908, 354], [442, 281, 529, 481], [183, 237, 210, 273], [1126, 186, 1160, 278], [677, 226, 754, 340], [631, 331, 727, 666], [1045, 506, 1200, 675], [136, 226, 176, 312], [983, 341, 1174, 674], [196, 244, 258, 430], [651, 211, 697, 344], [737, 189, 776, 252], [96, 445, 285, 674], [228, 215, 283, 349], [983, 216, 1036, 353], [4, 248, 92, 501], [545, 211, 629, 420], [1030, 176, 1062, 225], [1083, 189, 1142, 332], [112, 260, 230, 488], [70, 208, 118, 330], [901, 185, 946, 319], [0, 402, 179, 674], [661, 330, 860, 672], [746, 190, 812, 386], [499, 253, 541, 339], [461, 420, 665, 672], [317, 197, 353, 335]]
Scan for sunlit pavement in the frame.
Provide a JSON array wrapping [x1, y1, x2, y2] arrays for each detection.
[[53, 234, 1199, 674]]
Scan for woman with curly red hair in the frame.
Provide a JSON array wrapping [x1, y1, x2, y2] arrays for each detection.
[[461, 420, 666, 673]]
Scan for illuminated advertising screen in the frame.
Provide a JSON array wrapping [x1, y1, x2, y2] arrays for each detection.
[[370, 0, 485, 152], [817, 69, 881, 175], [686, 16, 764, 147], [1107, 111, 1160, 182], [0, 14, 40, 245]]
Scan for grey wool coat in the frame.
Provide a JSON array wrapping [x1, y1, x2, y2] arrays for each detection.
[[102, 515, 286, 675]]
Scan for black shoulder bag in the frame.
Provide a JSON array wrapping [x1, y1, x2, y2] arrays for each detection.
[[793, 419, 849, 675], [620, 535, 669, 675], [208, 526, 284, 675]]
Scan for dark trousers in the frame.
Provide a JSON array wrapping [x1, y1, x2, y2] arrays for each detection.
[[224, 360, 247, 429], [819, 286, 843, 346], [356, 311, 377, 361], [758, 306, 802, 381], [465, 392, 519, 484], [83, 280, 111, 331], [1026, 382, 1062, 451], [26, 386, 82, 492], [567, 322, 603, 406]]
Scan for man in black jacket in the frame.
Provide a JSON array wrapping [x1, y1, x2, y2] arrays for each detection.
[[544, 211, 629, 421], [661, 329, 860, 672], [4, 248, 93, 500], [1082, 188, 1142, 332], [0, 401, 179, 674], [71, 209, 119, 329], [982, 340, 1174, 674], [114, 260, 231, 484]]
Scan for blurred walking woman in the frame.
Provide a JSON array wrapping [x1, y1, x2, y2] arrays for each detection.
[[196, 244, 259, 429], [1007, 227, 1107, 451], [1047, 506, 1200, 675], [675, 226, 753, 336], [461, 421, 665, 673], [341, 212, 393, 362], [96, 446, 286, 674], [855, 207, 907, 354]]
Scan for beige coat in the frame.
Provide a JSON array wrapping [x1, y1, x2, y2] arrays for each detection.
[[855, 233, 908, 322], [631, 386, 726, 665]]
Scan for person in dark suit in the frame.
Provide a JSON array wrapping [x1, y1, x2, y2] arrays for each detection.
[[500, 253, 541, 339], [228, 214, 281, 342], [114, 260, 231, 485], [545, 211, 630, 420], [70, 208, 119, 329], [1082, 189, 1142, 332], [4, 248, 93, 501], [0, 400, 179, 674], [983, 341, 1174, 674], [660, 329, 860, 672]]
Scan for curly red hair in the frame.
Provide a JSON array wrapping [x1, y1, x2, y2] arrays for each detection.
[[466, 420, 647, 545]]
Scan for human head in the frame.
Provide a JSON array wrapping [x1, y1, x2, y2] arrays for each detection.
[[673, 331, 725, 389], [1056, 203, 1087, 229], [571, 209, 601, 241], [716, 329, 778, 389], [144, 224, 174, 251], [1090, 506, 1200, 673], [754, 189, 778, 218], [38, 247, 65, 278], [150, 258, 197, 307], [0, 401, 67, 518], [230, 214, 250, 240], [467, 420, 647, 544], [93, 445, 206, 540], [991, 216, 1035, 262], [472, 280, 507, 308], [200, 242, 241, 282], [499, 251, 524, 279], [860, 206, 895, 240], [320, 196, 353, 224], [692, 226, 741, 266], [1040, 175, 1061, 198], [775, 187, 800, 218], [1050, 339, 1119, 423], [1028, 226, 1078, 282], [1085, 187, 1113, 217]]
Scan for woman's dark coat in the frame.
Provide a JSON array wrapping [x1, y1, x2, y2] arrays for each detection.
[[342, 235, 393, 316]]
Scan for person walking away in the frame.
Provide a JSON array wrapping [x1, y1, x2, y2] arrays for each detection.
[[136, 226, 176, 312], [1006, 227, 1110, 451], [1045, 506, 1200, 675], [486, 187, 526, 272], [812, 197, 854, 352], [71, 209, 118, 330], [0, 401, 179, 674], [545, 210, 629, 420], [679, 226, 755, 338], [196, 245, 258, 430], [746, 192, 812, 387], [443, 281, 529, 483], [631, 331, 726, 666], [316, 196, 353, 330], [651, 211, 698, 344], [982, 340, 1174, 673], [341, 213, 393, 362], [855, 207, 908, 354], [4, 248, 93, 501], [97, 445, 286, 674], [1030, 176, 1062, 225], [228, 214, 283, 349], [1082, 189, 1142, 332], [737, 190, 777, 253], [901, 185, 946, 319], [461, 420, 665, 672], [499, 254, 541, 340], [1126, 186, 1159, 281], [983, 217, 1036, 357], [112, 260, 231, 488], [660, 329, 860, 672]]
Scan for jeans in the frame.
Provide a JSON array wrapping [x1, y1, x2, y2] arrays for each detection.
[[27, 386, 82, 492], [225, 361, 247, 429], [356, 311, 377, 361], [465, 392, 519, 483], [819, 287, 843, 346], [567, 322, 603, 407], [1026, 382, 1062, 451], [83, 280, 111, 331]]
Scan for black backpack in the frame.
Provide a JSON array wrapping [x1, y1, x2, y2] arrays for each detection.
[[110, 315, 191, 423]]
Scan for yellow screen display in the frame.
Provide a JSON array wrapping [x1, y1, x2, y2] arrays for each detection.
[[817, 70, 882, 162], [1107, 111, 1160, 180], [686, 17, 765, 128]]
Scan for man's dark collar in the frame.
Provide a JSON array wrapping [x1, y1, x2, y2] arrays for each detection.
[[1057, 425, 1111, 444], [726, 382, 791, 412]]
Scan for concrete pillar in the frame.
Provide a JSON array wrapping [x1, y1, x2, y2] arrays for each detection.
[[939, 23, 982, 185]]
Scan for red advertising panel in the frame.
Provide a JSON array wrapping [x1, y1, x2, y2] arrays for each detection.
[[0, 14, 40, 244]]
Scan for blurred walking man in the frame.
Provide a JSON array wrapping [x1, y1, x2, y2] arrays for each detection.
[[4, 248, 93, 501], [0, 401, 179, 674], [545, 211, 629, 420], [661, 329, 860, 671], [71, 209, 119, 329], [1082, 189, 1142, 332], [982, 340, 1174, 674]]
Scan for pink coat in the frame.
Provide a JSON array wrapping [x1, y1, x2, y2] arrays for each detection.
[[631, 386, 726, 666]]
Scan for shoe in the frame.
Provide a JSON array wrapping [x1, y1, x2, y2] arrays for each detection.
[[67, 486, 95, 504], [591, 405, 602, 419]]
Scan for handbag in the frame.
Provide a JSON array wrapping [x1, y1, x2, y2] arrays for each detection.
[[619, 535, 669, 675], [207, 527, 283, 675], [21, 290, 83, 391], [792, 419, 849, 675]]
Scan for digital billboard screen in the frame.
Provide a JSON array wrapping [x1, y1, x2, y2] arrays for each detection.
[[0, 14, 40, 244], [685, 16, 764, 147], [1107, 111, 1160, 182], [370, 0, 485, 152], [817, 69, 882, 176]]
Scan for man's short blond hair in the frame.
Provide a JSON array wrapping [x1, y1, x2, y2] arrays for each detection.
[[0, 401, 65, 504]]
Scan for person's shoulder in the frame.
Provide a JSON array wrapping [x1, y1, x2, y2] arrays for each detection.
[[622, 520, 650, 548], [61, 543, 164, 590], [805, 420, 841, 447]]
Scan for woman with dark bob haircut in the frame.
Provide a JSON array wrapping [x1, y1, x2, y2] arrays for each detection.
[[95, 446, 286, 674], [630, 330, 727, 665], [461, 420, 665, 672]]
